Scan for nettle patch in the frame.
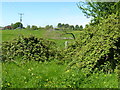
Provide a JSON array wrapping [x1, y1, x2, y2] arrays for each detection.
[[1, 35, 58, 62]]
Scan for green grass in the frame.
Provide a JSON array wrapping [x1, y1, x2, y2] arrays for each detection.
[[1, 29, 80, 49], [2, 59, 118, 88], [1, 29, 46, 41]]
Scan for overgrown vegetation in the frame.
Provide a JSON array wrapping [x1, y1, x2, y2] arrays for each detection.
[[1, 14, 120, 88], [64, 14, 120, 74], [1, 1, 120, 88]]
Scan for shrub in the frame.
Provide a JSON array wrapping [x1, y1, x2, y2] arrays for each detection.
[[1, 36, 58, 62]]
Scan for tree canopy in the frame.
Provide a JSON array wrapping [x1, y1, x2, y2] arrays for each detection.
[[77, 1, 120, 24], [11, 22, 23, 29]]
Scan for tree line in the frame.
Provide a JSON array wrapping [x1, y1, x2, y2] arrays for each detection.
[[3, 22, 83, 31], [57, 23, 83, 31]]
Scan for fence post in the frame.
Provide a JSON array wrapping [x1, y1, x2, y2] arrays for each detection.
[[65, 41, 68, 49]]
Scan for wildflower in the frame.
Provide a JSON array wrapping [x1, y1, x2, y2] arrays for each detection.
[[46, 79, 49, 81], [72, 74, 75, 76], [24, 77, 26, 79], [66, 70, 70, 73], [28, 69, 31, 71], [7, 83, 10, 86]]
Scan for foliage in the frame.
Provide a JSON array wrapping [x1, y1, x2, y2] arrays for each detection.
[[75, 25, 79, 30], [45, 25, 53, 30], [12, 22, 23, 29], [1, 36, 58, 62], [57, 23, 83, 31], [26, 25, 31, 29], [64, 14, 120, 73], [31, 25, 38, 30], [79, 25, 83, 30], [77, 1, 120, 24]]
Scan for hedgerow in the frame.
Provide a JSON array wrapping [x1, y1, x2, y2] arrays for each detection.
[[64, 14, 120, 73]]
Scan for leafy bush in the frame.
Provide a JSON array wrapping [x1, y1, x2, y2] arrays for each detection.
[[1, 35, 58, 62], [64, 14, 120, 73]]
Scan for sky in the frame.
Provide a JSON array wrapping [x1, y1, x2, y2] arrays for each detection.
[[1, 2, 91, 28]]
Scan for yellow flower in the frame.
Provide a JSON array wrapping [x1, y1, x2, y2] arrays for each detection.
[[104, 75, 106, 77], [7, 83, 10, 86], [28, 69, 31, 71], [66, 70, 70, 73]]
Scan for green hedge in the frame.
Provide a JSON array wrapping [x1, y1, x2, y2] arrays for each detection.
[[64, 14, 120, 73]]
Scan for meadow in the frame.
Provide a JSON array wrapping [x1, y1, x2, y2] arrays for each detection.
[[1, 29, 119, 88]]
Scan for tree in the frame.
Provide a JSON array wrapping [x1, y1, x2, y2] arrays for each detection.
[[64, 24, 69, 28], [69, 25, 74, 30], [45, 25, 50, 30], [26, 25, 30, 30], [31, 25, 38, 30], [79, 25, 83, 30], [61, 24, 65, 29], [57, 23, 62, 28], [12, 22, 23, 29], [85, 24, 89, 28], [77, 1, 120, 24], [49, 25, 53, 29], [38, 26, 44, 30], [75, 25, 79, 30]]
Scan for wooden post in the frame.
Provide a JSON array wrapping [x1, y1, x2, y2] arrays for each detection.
[[65, 41, 68, 49]]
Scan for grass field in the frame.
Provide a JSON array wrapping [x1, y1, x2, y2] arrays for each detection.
[[2, 59, 118, 88], [1, 29, 119, 88], [1, 29, 80, 48]]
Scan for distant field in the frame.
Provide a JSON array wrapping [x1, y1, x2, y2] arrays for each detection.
[[1, 29, 82, 48]]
